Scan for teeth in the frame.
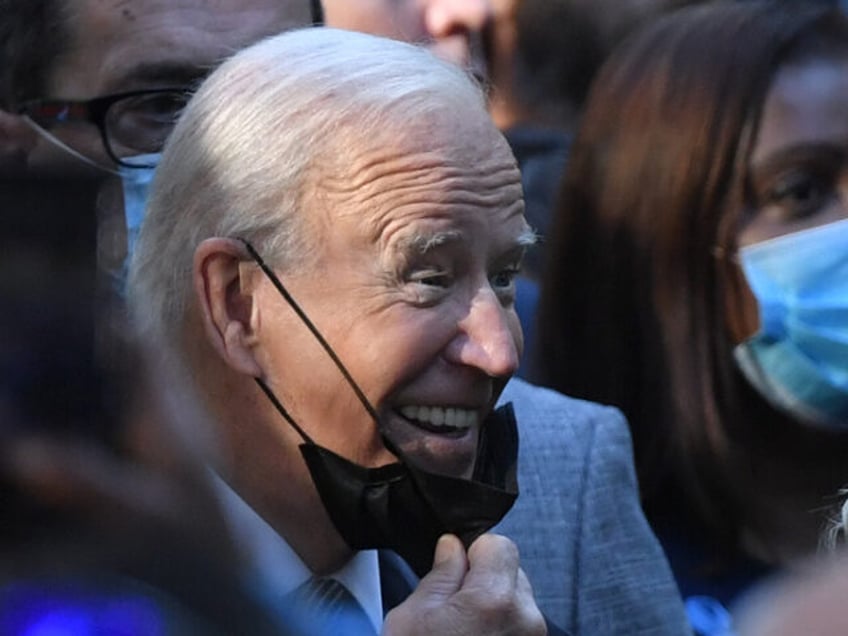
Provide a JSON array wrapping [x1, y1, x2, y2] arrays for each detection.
[[431, 407, 445, 426], [400, 406, 478, 430]]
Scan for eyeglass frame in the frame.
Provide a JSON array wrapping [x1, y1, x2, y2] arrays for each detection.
[[16, 87, 193, 169]]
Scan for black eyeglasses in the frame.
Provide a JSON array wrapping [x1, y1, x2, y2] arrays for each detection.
[[17, 88, 193, 169]]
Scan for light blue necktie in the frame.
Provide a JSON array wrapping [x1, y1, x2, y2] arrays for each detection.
[[287, 577, 377, 636]]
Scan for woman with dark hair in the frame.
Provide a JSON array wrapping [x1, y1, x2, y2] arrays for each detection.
[[534, 0, 848, 619]]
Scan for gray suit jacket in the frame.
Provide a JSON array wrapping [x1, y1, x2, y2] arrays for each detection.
[[494, 378, 692, 635]]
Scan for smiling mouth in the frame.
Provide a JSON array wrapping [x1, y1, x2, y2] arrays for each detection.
[[397, 405, 480, 436], [383, 405, 482, 478]]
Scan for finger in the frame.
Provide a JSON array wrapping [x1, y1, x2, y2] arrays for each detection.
[[463, 533, 520, 595], [516, 567, 536, 605], [415, 534, 468, 600], [382, 535, 468, 636], [516, 568, 546, 630]]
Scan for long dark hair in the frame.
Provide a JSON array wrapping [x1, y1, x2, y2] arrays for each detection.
[[535, 1, 848, 553]]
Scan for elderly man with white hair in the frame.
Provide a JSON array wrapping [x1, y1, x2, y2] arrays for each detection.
[[129, 26, 688, 636]]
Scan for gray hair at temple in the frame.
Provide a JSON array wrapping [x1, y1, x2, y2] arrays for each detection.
[[127, 27, 489, 355]]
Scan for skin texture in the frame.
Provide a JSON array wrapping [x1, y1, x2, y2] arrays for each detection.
[[321, 0, 491, 80], [383, 534, 545, 636], [192, 108, 529, 574], [728, 57, 848, 343], [20, 0, 314, 170]]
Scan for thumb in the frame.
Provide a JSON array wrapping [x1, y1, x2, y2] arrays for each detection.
[[415, 534, 468, 600], [381, 536, 470, 636]]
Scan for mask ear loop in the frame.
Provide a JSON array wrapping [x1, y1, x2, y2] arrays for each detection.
[[253, 376, 316, 445], [20, 115, 120, 176], [238, 239, 382, 428]]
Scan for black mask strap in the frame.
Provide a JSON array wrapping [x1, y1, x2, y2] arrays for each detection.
[[254, 376, 314, 445], [310, 0, 324, 26], [238, 239, 381, 425]]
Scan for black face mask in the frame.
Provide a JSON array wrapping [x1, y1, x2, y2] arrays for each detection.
[[242, 240, 519, 577]]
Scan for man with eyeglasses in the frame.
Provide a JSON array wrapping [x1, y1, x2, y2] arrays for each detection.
[[1, 0, 494, 175], [11, 88, 190, 171], [0, 0, 323, 173], [0, 0, 323, 291]]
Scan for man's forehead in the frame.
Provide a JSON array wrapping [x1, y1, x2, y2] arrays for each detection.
[[322, 107, 519, 197], [53, 0, 315, 96], [331, 100, 510, 170], [66, 0, 315, 37]]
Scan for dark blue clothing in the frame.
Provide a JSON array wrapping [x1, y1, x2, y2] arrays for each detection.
[[504, 125, 570, 282], [505, 126, 569, 380], [515, 276, 539, 380], [652, 515, 774, 636]]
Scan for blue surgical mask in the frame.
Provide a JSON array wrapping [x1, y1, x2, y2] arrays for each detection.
[[117, 154, 160, 293], [120, 154, 160, 261], [733, 218, 848, 429]]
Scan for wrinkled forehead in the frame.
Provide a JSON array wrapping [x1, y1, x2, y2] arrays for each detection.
[[326, 96, 514, 176], [311, 103, 525, 242]]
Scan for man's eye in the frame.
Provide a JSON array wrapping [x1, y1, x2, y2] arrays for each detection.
[[409, 269, 452, 288], [133, 99, 185, 127], [491, 266, 520, 291], [113, 94, 188, 136]]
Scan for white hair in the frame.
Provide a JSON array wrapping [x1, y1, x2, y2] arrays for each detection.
[[127, 27, 489, 356], [823, 490, 848, 552]]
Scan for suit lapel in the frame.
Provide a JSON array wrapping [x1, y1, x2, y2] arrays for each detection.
[[378, 550, 418, 615]]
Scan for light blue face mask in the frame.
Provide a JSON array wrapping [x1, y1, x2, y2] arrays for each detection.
[[734, 218, 848, 429], [116, 153, 161, 293], [120, 153, 161, 261]]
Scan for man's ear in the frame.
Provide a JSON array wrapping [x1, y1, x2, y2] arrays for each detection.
[[0, 110, 37, 172], [194, 238, 263, 377]]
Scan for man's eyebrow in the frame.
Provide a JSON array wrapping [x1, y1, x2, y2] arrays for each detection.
[[516, 227, 539, 249], [398, 230, 464, 254], [108, 61, 215, 92], [396, 227, 538, 255]]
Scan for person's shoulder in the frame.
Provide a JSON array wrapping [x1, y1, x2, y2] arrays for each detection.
[[498, 377, 634, 467]]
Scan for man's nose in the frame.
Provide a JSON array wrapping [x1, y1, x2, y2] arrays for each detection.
[[445, 286, 522, 378], [424, 0, 492, 40]]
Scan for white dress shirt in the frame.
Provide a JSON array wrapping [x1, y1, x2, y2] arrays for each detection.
[[212, 474, 384, 632]]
